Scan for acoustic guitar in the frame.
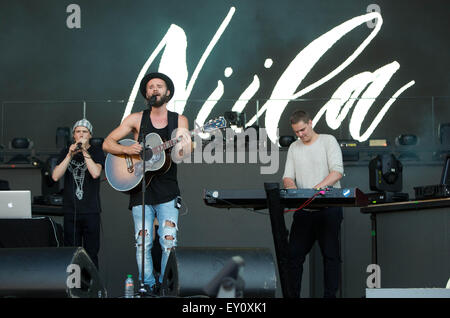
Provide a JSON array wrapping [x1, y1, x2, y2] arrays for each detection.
[[105, 117, 226, 192]]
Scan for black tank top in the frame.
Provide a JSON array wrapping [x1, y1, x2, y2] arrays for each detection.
[[128, 109, 180, 208]]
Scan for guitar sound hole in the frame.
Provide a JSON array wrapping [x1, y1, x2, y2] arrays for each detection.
[[143, 148, 153, 160]]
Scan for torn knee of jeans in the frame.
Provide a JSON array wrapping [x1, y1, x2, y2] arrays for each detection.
[[161, 237, 177, 251], [138, 229, 148, 236], [135, 229, 150, 247], [164, 219, 177, 229], [160, 220, 177, 251]]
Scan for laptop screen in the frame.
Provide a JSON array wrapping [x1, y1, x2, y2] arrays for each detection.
[[0, 190, 32, 219]]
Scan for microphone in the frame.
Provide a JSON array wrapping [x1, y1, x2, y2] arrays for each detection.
[[76, 142, 82, 151], [148, 95, 157, 106]]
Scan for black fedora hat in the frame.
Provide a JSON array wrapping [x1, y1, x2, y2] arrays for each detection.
[[139, 72, 175, 101]]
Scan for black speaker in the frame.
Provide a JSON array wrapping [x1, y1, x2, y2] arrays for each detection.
[[161, 247, 277, 298], [0, 247, 105, 298]]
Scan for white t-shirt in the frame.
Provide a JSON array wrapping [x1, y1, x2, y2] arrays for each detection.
[[283, 134, 344, 188]]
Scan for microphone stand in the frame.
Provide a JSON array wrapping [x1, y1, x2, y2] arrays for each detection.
[[138, 96, 156, 298], [138, 132, 147, 297]]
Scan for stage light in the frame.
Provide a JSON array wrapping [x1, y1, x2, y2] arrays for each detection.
[[395, 134, 418, 146], [279, 136, 296, 148], [395, 134, 419, 161], [7, 138, 34, 164], [368, 153, 410, 203], [224, 111, 246, 129], [369, 153, 402, 192], [10, 138, 32, 149]]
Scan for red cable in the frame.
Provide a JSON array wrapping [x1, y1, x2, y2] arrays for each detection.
[[284, 190, 326, 213]]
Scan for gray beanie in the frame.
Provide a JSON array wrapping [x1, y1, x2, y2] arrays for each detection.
[[72, 118, 93, 134]]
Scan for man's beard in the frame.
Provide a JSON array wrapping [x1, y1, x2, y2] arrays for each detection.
[[147, 94, 168, 108]]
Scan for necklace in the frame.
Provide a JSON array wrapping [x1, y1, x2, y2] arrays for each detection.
[[68, 159, 87, 200]]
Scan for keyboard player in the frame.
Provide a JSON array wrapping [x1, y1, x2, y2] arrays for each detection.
[[282, 110, 344, 298]]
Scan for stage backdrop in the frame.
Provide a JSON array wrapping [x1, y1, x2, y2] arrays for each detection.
[[0, 0, 449, 297]]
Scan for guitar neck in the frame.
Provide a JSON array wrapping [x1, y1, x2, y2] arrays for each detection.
[[151, 129, 198, 155]]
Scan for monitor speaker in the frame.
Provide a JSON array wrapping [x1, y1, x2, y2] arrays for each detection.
[[161, 246, 277, 298], [0, 247, 105, 298]]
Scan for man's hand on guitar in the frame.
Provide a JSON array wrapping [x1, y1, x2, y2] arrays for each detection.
[[178, 129, 192, 157], [170, 128, 191, 162], [124, 142, 143, 155]]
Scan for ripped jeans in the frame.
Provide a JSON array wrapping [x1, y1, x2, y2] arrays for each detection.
[[131, 199, 178, 287]]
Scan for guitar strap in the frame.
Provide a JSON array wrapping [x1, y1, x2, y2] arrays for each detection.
[[138, 109, 150, 143], [167, 110, 179, 137]]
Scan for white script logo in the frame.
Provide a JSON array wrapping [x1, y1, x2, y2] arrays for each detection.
[[124, 7, 414, 144]]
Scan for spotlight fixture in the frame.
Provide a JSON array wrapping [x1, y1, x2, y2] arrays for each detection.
[[224, 111, 246, 128], [279, 135, 296, 147], [395, 134, 418, 146], [11, 138, 31, 149], [369, 153, 403, 192], [7, 137, 34, 164]]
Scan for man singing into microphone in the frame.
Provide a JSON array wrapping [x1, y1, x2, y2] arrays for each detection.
[[52, 119, 105, 269], [103, 72, 191, 296]]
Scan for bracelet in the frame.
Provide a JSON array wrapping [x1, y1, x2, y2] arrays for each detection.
[[83, 155, 92, 159]]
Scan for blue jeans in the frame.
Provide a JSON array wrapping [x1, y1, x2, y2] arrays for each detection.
[[132, 199, 178, 287]]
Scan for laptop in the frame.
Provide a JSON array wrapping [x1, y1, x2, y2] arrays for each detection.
[[0, 190, 32, 219]]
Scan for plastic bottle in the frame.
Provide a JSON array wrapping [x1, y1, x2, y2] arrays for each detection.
[[124, 274, 134, 298]]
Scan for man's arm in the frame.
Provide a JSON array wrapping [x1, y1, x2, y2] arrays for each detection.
[[313, 136, 344, 188], [52, 151, 72, 182], [283, 177, 297, 189], [52, 143, 79, 181], [82, 148, 102, 179], [102, 113, 142, 155], [282, 145, 297, 189], [313, 171, 343, 189]]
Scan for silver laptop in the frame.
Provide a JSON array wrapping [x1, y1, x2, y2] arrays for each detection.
[[0, 190, 32, 219]]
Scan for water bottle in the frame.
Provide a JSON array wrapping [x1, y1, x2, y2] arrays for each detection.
[[124, 274, 134, 298]]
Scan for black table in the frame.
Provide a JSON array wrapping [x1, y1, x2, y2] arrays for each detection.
[[360, 197, 450, 264]]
